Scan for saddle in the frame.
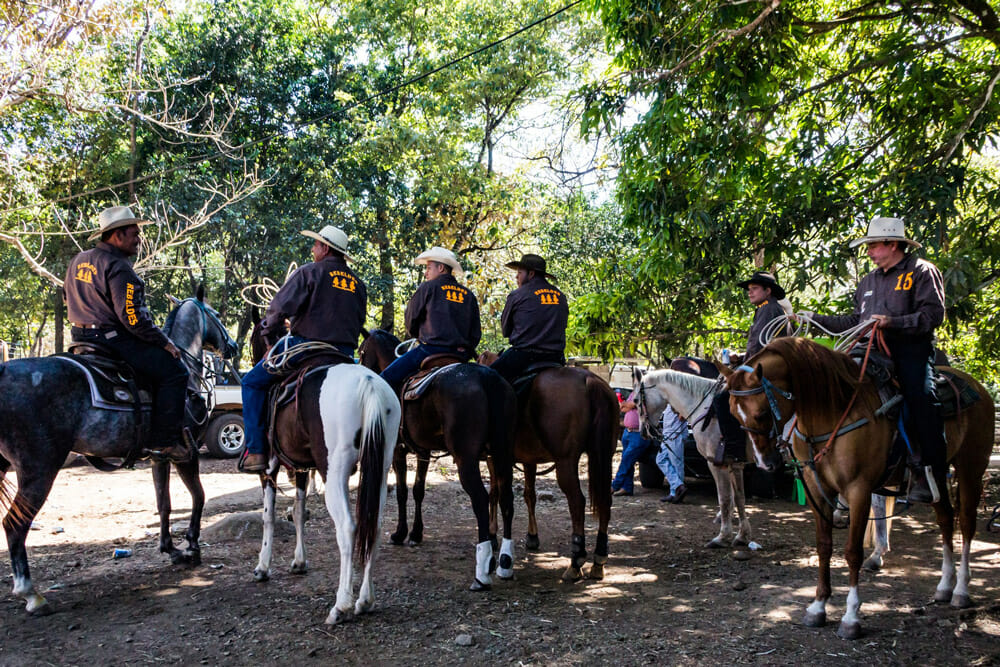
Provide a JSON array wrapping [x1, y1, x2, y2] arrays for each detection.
[[401, 353, 466, 402], [851, 353, 980, 420], [509, 361, 564, 398], [266, 350, 352, 471]]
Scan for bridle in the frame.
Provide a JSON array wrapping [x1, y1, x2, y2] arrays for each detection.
[[728, 364, 794, 441]]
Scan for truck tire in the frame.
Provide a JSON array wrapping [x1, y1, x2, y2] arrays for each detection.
[[204, 412, 245, 458]]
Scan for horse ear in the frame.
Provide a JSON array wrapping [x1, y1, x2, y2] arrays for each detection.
[[196, 284, 205, 302], [251, 306, 261, 324], [755, 363, 764, 379], [166, 294, 181, 306], [360, 328, 370, 340], [715, 360, 733, 377]]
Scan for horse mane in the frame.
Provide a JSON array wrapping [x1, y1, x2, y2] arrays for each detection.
[[162, 300, 183, 337], [370, 328, 401, 348], [647, 368, 717, 396], [763, 337, 874, 423]]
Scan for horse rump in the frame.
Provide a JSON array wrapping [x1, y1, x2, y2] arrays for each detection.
[[585, 373, 616, 517]]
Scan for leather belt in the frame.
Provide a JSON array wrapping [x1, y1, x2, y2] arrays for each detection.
[[71, 323, 103, 329]]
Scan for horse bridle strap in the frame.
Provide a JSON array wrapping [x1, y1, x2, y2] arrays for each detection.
[[729, 364, 794, 438]]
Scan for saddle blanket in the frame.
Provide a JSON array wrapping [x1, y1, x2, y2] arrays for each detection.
[[55, 353, 152, 412], [403, 363, 458, 402]]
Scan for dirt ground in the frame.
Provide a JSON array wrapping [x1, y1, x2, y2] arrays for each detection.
[[2, 453, 1000, 666]]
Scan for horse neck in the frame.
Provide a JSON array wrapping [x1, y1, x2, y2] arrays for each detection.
[[657, 370, 713, 418], [170, 301, 203, 359]]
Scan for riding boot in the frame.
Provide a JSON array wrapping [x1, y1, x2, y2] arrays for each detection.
[[144, 428, 194, 463], [905, 465, 941, 504]]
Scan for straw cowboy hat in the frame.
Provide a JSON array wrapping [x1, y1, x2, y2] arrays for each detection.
[[88, 206, 152, 241], [736, 271, 786, 300], [300, 225, 353, 260], [505, 253, 556, 280], [415, 246, 463, 276], [848, 216, 922, 249]]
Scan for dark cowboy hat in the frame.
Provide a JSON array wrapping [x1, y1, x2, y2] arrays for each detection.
[[505, 253, 556, 280], [736, 271, 786, 300]]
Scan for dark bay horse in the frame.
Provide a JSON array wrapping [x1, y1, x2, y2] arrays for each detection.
[[0, 293, 237, 615], [359, 329, 516, 590], [724, 337, 994, 639], [479, 351, 617, 581]]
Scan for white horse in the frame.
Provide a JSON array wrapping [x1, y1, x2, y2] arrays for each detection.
[[634, 368, 751, 548], [252, 363, 401, 625]]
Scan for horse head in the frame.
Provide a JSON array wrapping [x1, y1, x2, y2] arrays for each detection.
[[358, 329, 401, 373], [165, 293, 238, 360], [724, 362, 783, 471]]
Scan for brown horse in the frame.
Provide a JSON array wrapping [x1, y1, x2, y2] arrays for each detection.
[[358, 329, 516, 590], [723, 337, 994, 639], [480, 352, 618, 580]]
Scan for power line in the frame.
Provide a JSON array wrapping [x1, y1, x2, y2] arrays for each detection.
[[0, 0, 587, 219]]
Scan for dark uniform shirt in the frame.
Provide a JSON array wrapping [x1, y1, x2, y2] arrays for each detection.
[[501, 276, 568, 352], [260, 255, 367, 349], [64, 242, 170, 347], [405, 273, 481, 351], [746, 299, 788, 358], [812, 253, 944, 344]]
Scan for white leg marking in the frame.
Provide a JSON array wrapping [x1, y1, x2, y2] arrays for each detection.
[[475, 540, 493, 587], [953, 539, 972, 604], [254, 484, 276, 580], [291, 485, 308, 572], [937, 541, 956, 597], [14, 575, 47, 614], [497, 537, 515, 579], [841, 586, 861, 626], [807, 598, 827, 616]]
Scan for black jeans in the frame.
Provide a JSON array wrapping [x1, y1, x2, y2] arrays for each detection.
[[490, 347, 565, 384], [890, 338, 946, 470], [73, 328, 189, 445]]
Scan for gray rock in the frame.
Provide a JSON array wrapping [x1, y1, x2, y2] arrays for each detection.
[[201, 512, 297, 541], [455, 634, 475, 646]]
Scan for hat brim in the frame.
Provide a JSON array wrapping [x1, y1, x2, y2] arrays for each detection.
[[504, 260, 556, 280], [848, 236, 922, 250], [300, 230, 353, 260], [88, 218, 151, 242], [736, 278, 785, 300]]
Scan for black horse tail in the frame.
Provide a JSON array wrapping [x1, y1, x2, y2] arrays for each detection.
[[585, 374, 616, 518], [354, 373, 393, 566]]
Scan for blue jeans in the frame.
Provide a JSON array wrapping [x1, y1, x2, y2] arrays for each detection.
[[613, 429, 651, 493], [657, 406, 686, 491], [242, 336, 353, 456], [379, 343, 460, 393]]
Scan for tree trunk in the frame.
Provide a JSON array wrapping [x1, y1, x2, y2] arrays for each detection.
[[54, 286, 64, 353], [376, 205, 395, 333]]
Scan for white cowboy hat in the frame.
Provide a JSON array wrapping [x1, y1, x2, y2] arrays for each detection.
[[415, 246, 463, 277], [848, 217, 922, 249], [300, 225, 353, 260], [88, 206, 152, 241]]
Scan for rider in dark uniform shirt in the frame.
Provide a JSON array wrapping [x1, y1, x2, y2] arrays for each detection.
[[64, 206, 190, 462], [713, 271, 791, 464], [810, 217, 946, 504], [489, 254, 568, 383], [380, 246, 481, 393], [241, 225, 367, 473]]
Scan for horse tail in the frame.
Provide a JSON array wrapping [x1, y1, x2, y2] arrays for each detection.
[[354, 372, 396, 566], [585, 374, 616, 518]]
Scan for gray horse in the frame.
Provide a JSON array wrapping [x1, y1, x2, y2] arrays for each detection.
[[0, 292, 237, 615]]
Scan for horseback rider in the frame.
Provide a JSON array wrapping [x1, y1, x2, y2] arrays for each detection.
[[240, 225, 367, 473], [487, 253, 568, 383], [380, 246, 481, 394], [807, 217, 946, 504], [64, 206, 190, 462], [712, 271, 792, 464]]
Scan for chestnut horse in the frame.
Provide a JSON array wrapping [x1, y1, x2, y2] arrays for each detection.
[[247, 328, 401, 624], [358, 329, 516, 590], [480, 352, 617, 581], [724, 337, 994, 639]]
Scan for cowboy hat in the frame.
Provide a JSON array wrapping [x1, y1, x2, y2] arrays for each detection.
[[415, 246, 463, 276], [848, 216, 921, 249], [300, 225, 353, 260], [736, 271, 786, 300], [505, 253, 556, 280], [88, 206, 152, 241]]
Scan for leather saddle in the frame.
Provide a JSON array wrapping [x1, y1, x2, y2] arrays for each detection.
[[58, 342, 153, 412], [851, 353, 980, 421], [401, 353, 466, 402], [510, 361, 564, 398]]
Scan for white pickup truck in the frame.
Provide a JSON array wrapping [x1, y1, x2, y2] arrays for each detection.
[[201, 355, 245, 458]]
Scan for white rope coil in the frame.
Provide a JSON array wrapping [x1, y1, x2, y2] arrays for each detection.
[[263, 335, 343, 373], [759, 313, 878, 353]]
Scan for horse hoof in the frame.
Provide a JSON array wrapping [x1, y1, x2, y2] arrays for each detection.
[[390, 532, 406, 546], [561, 566, 583, 582], [27, 601, 52, 616], [836, 621, 863, 640], [587, 563, 605, 580], [731, 537, 749, 548], [803, 611, 826, 628], [355, 598, 374, 616], [469, 578, 492, 592], [291, 562, 308, 575], [187, 550, 202, 567], [934, 589, 953, 604], [497, 568, 514, 581], [951, 594, 972, 609], [326, 607, 353, 625], [498, 553, 514, 579], [705, 538, 726, 549], [168, 550, 187, 566], [861, 558, 882, 572], [253, 569, 269, 583], [525, 534, 540, 551]]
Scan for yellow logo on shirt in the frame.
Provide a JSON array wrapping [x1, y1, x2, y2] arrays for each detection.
[[442, 285, 466, 303], [535, 288, 561, 305], [124, 282, 138, 325], [74, 262, 97, 284], [894, 272, 914, 291], [329, 270, 357, 293]]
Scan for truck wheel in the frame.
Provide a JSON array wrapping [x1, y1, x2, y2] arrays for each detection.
[[204, 413, 245, 458]]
